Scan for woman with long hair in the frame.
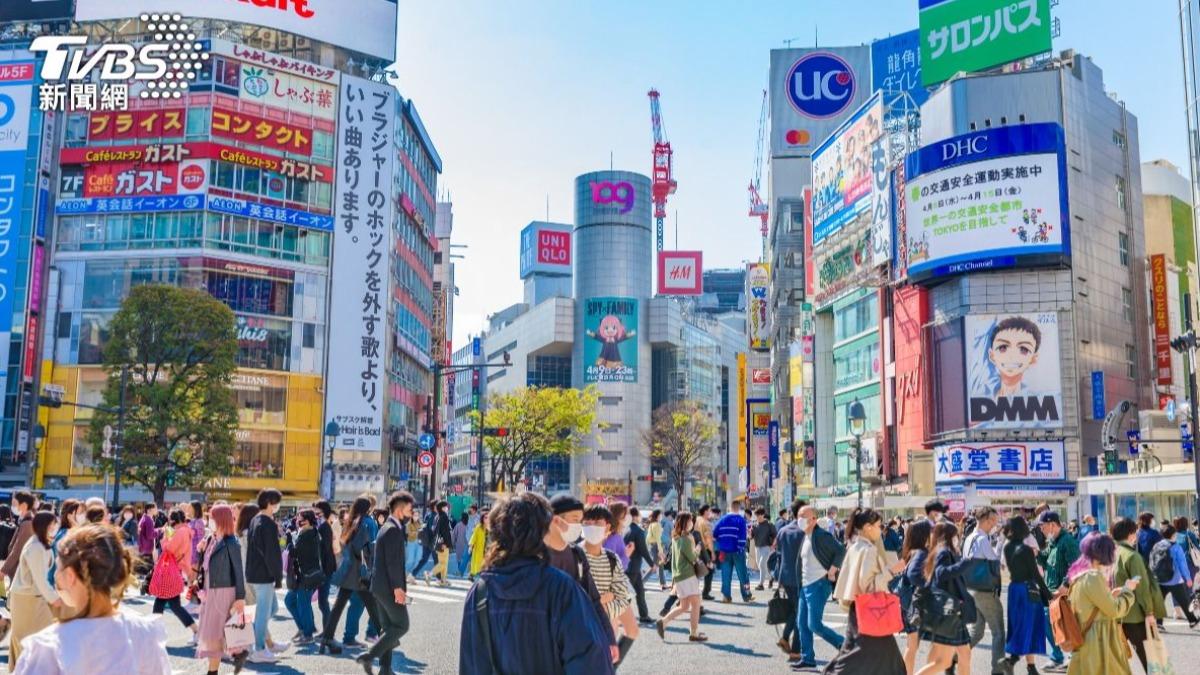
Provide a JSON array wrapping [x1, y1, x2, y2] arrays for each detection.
[[898, 520, 932, 675], [46, 499, 82, 589], [823, 507, 905, 675], [319, 496, 380, 655], [656, 512, 705, 643], [151, 508, 198, 644], [233, 504, 259, 608], [916, 523, 975, 675], [1066, 534, 1138, 675], [8, 512, 61, 670], [15, 523, 170, 674], [1003, 516, 1051, 673], [468, 508, 488, 580], [195, 503, 249, 675], [188, 501, 206, 569], [283, 509, 322, 645]]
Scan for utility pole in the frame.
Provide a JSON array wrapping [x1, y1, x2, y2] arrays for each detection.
[[1184, 295, 1200, 527], [112, 365, 128, 509]]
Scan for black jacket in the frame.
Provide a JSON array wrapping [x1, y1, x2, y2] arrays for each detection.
[[1003, 539, 1051, 603], [286, 527, 322, 590], [795, 525, 846, 578], [370, 517, 407, 599], [245, 513, 284, 584], [435, 511, 453, 550], [930, 548, 977, 624], [317, 520, 337, 576], [624, 523, 654, 574], [205, 535, 246, 600]]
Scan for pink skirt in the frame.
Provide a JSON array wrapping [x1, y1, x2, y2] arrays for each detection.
[[195, 586, 239, 659]]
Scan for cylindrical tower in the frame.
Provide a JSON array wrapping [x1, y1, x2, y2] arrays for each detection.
[[572, 170, 653, 503]]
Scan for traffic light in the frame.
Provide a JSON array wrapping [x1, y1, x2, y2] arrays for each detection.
[[482, 427, 509, 437], [1171, 331, 1198, 354], [1103, 450, 1119, 475]]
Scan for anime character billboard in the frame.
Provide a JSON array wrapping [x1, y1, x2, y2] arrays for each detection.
[[583, 297, 639, 383], [964, 312, 1062, 430]]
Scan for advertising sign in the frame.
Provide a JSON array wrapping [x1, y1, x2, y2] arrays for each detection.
[[63, 142, 331, 183], [212, 108, 313, 155], [0, 60, 34, 394], [207, 195, 333, 232], [326, 74, 394, 453], [919, 0, 1052, 87], [1091, 371, 1106, 421], [812, 228, 874, 308], [56, 194, 204, 215], [934, 440, 1066, 482], [768, 421, 780, 484], [872, 30, 929, 107], [576, 171, 651, 228], [582, 297, 639, 383], [904, 123, 1068, 278], [83, 159, 207, 198], [751, 368, 771, 385], [656, 250, 703, 296], [238, 65, 337, 121], [1150, 254, 1172, 385], [769, 47, 872, 157], [812, 94, 884, 244], [965, 312, 1062, 430], [518, 222, 572, 278], [747, 263, 771, 351], [88, 109, 185, 141], [76, 0, 399, 61], [737, 353, 747, 489]]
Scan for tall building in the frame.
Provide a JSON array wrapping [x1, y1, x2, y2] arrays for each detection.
[[1141, 159, 1195, 403], [431, 201, 455, 494], [695, 268, 746, 316]]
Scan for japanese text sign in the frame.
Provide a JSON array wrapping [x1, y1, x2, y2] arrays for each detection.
[[583, 297, 639, 383], [211, 107, 312, 155], [934, 441, 1065, 482], [1150, 254, 1172, 386], [919, 0, 1052, 87]]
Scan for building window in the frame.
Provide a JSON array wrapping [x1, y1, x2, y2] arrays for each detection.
[[1118, 232, 1129, 266], [1113, 130, 1126, 149], [1126, 343, 1136, 378], [1116, 175, 1127, 210], [1122, 286, 1133, 322]]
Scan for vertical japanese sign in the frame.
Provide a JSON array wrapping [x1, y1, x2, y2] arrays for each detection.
[[1150, 254, 1172, 386], [747, 263, 771, 351], [0, 60, 35, 394], [918, 0, 1052, 87], [326, 74, 392, 452], [737, 352, 748, 490], [872, 30, 929, 107], [582, 297, 638, 383], [768, 420, 780, 485], [1090, 371, 1105, 421]]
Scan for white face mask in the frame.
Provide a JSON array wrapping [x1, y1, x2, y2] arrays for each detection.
[[797, 518, 809, 531], [582, 525, 607, 545], [562, 522, 583, 543]]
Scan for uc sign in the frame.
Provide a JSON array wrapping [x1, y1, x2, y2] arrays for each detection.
[[787, 52, 856, 119]]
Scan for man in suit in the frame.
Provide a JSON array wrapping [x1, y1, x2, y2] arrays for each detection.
[[360, 491, 415, 675], [624, 507, 656, 624]]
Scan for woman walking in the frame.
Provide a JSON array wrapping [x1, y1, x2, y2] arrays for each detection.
[[1066, 534, 1139, 675], [1155, 524, 1200, 626], [195, 503, 250, 675], [656, 512, 706, 642], [319, 497, 380, 655], [916, 523, 975, 675], [284, 509, 322, 645], [233, 504, 258, 608], [47, 499, 82, 590], [604, 502, 632, 569], [452, 512, 469, 578], [15, 523, 170, 674], [898, 520, 932, 675], [468, 508, 488, 580], [151, 509, 198, 644], [8, 512, 61, 670], [823, 507, 906, 675], [645, 510, 666, 588], [1003, 516, 1051, 674], [582, 505, 636, 662], [188, 501, 206, 569]]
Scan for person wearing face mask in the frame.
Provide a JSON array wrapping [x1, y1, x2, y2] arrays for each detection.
[[1066, 534, 1139, 675], [623, 507, 656, 625], [582, 505, 635, 665], [149, 509, 198, 645], [46, 500, 81, 591], [656, 512, 706, 642], [916, 522, 975, 675], [1110, 517, 1165, 673], [1036, 511, 1079, 672], [543, 495, 619, 665], [8, 512, 62, 671], [604, 502, 633, 570], [771, 500, 807, 663], [963, 506, 1007, 675], [794, 504, 847, 669]]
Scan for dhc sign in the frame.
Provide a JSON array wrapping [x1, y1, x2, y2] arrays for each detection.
[[787, 52, 856, 119]]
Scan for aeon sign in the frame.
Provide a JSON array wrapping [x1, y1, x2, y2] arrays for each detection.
[[787, 52, 856, 119], [591, 180, 635, 214]]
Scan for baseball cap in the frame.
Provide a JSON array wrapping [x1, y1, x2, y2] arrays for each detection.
[[1036, 511, 1061, 526]]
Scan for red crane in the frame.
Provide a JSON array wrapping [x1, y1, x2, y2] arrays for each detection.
[[648, 88, 676, 251], [748, 88, 768, 260]]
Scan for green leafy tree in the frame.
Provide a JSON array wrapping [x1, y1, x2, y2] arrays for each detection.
[[475, 386, 601, 492], [87, 285, 239, 506], [642, 401, 718, 511]]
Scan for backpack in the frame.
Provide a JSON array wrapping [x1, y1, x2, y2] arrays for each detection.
[[1049, 592, 1098, 653], [1150, 540, 1176, 583]]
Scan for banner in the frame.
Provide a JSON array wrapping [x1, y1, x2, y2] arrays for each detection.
[[934, 440, 1066, 482], [769, 47, 872, 157], [88, 109, 184, 141], [872, 30, 929, 107], [737, 353, 747, 490], [1150, 254, 1172, 386], [657, 250, 703, 295], [238, 64, 337, 121], [965, 312, 1062, 429], [768, 421, 780, 484], [0, 61, 34, 395], [748, 263, 770, 350], [582, 297, 638, 383], [83, 160, 207, 198], [812, 94, 884, 244], [519, 222, 572, 278], [918, 0, 1052, 87], [211, 108, 313, 155], [325, 74, 394, 452]]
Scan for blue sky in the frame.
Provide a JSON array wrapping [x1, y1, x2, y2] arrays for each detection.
[[396, 1, 1186, 346]]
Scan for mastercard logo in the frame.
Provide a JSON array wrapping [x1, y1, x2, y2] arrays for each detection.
[[785, 129, 811, 145]]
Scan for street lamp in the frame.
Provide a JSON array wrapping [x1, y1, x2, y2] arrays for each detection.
[[848, 400, 866, 509], [324, 420, 340, 501]]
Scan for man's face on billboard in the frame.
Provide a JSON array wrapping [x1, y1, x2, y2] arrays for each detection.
[[988, 327, 1039, 379]]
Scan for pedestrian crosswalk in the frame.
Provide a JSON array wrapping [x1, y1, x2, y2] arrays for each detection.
[[404, 577, 474, 604]]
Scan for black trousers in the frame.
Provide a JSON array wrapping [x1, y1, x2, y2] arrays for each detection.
[[627, 568, 650, 621], [1161, 583, 1198, 623], [152, 594, 195, 628], [366, 593, 410, 673], [1122, 621, 1148, 672], [703, 565, 714, 597], [781, 584, 800, 651], [321, 587, 380, 642]]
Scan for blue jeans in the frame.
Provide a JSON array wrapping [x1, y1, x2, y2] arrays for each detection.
[[797, 578, 843, 662], [1044, 606, 1064, 663], [405, 541, 421, 573], [284, 588, 317, 637], [250, 582, 277, 651], [455, 551, 470, 577], [344, 589, 380, 642], [719, 550, 751, 600]]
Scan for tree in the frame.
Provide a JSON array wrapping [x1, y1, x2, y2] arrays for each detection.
[[476, 386, 601, 492], [87, 285, 239, 506], [642, 401, 718, 511]]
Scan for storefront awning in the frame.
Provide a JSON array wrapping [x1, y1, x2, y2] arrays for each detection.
[[1076, 465, 1196, 497]]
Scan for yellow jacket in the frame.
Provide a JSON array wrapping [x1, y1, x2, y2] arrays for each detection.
[[1066, 569, 1135, 675], [469, 524, 486, 576]]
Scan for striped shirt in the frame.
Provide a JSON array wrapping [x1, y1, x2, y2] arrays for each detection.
[[585, 548, 629, 620]]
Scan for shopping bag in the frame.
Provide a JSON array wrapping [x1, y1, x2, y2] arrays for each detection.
[[855, 591, 904, 636], [148, 553, 184, 599], [1146, 623, 1177, 675], [224, 609, 255, 651]]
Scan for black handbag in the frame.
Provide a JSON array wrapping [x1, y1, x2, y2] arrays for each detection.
[[964, 558, 1001, 592], [300, 567, 327, 591], [917, 585, 964, 639], [766, 588, 791, 625]]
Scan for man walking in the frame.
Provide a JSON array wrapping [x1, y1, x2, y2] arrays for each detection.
[[751, 508, 777, 590], [795, 504, 844, 667], [624, 507, 656, 624], [1037, 510, 1079, 672], [246, 488, 287, 663], [360, 491, 415, 675], [964, 506, 1009, 675], [713, 500, 754, 603], [696, 505, 716, 600], [773, 500, 806, 663]]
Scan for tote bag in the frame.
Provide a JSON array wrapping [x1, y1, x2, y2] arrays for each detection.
[[148, 552, 184, 599], [224, 610, 255, 651], [1146, 623, 1176, 675], [854, 549, 904, 637]]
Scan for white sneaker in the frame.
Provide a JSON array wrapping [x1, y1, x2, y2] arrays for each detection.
[[268, 641, 291, 655], [248, 650, 278, 664]]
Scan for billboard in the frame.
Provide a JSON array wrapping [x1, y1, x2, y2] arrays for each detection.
[[872, 30, 929, 107], [0, 60, 34, 396], [325, 74, 395, 453], [237, 64, 338, 121], [965, 312, 1062, 430], [83, 160, 207, 198], [918, 0, 1052, 87], [769, 47, 872, 157], [747, 263, 770, 350], [934, 441, 1066, 482], [87, 109, 185, 141], [657, 250, 703, 295], [904, 123, 1068, 279], [75, 0, 399, 60], [576, 171, 652, 229], [212, 108, 313, 155], [519, 222, 572, 278], [582, 297, 639, 384], [812, 94, 884, 244], [1150, 254, 1172, 386]]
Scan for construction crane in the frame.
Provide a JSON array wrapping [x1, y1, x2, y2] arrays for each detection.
[[648, 88, 676, 251], [748, 88, 769, 261]]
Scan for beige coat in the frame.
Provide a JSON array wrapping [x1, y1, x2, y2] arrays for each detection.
[[832, 537, 892, 608]]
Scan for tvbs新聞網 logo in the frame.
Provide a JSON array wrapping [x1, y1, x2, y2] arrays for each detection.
[[29, 14, 210, 112]]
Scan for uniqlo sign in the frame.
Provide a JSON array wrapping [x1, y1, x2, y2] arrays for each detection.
[[518, 222, 572, 278], [657, 250, 703, 296]]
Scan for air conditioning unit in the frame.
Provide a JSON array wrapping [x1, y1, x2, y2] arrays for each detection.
[[1138, 410, 1185, 463]]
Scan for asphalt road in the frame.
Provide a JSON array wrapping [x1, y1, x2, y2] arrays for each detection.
[[10, 569, 1200, 674]]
